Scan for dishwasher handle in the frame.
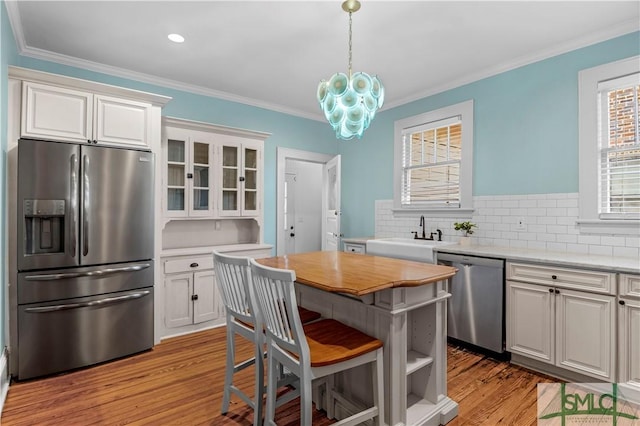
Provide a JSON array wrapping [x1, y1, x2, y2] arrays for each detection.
[[436, 252, 504, 268]]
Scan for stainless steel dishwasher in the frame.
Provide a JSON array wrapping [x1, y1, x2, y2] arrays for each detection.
[[437, 253, 505, 354]]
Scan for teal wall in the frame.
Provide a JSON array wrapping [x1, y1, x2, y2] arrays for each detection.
[[339, 31, 640, 237]]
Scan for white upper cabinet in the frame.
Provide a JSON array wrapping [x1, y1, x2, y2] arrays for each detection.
[[22, 82, 92, 142], [219, 139, 262, 217], [162, 117, 269, 220], [94, 95, 151, 148], [164, 126, 216, 218], [22, 81, 152, 149]]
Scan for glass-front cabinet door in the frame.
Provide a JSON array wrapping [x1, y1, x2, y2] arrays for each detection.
[[221, 145, 239, 214], [219, 140, 261, 217], [164, 127, 215, 217], [167, 137, 187, 216], [190, 139, 213, 216]]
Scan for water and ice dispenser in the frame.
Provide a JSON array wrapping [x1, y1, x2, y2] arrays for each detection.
[[23, 199, 66, 255]]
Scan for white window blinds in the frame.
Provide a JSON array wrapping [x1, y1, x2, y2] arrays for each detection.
[[401, 116, 462, 207], [598, 73, 640, 219]]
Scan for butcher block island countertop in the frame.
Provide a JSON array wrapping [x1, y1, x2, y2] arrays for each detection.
[[257, 251, 459, 426], [257, 250, 457, 296]]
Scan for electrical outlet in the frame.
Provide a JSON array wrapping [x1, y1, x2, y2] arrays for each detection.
[[516, 217, 526, 230]]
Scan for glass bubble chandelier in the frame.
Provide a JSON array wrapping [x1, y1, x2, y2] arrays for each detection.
[[316, 0, 384, 140]]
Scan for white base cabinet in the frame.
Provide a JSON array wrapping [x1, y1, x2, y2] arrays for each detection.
[[506, 281, 554, 363], [506, 262, 616, 382], [555, 289, 614, 380], [163, 256, 221, 330], [619, 274, 640, 393]]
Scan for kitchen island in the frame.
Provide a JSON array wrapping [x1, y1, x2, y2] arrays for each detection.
[[258, 251, 458, 426]]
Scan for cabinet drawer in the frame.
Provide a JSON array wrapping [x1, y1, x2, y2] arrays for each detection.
[[620, 274, 640, 299], [164, 256, 213, 274], [507, 262, 615, 294], [344, 243, 365, 254]]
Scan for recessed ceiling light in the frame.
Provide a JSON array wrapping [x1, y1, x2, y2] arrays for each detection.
[[168, 33, 185, 43]]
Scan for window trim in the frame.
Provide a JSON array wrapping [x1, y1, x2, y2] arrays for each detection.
[[578, 55, 640, 235], [393, 100, 474, 217]]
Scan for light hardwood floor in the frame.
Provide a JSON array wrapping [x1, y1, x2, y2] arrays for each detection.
[[1, 326, 556, 425]]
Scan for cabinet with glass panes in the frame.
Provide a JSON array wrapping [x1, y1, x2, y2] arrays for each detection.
[[164, 126, 215, 217], [162, 117, 266, 219], [219, 139, 262, 217]]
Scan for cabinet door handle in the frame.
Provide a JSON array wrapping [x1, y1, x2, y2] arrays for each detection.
[[548, 288, 554, 293], [191, 294, 199, 301], [190, 262, 199, 268], [187, 173, 193, 179], [554, 289, 560, 294], [239, 176, 245, 182], [619, 300, 626, 306], [551, 275, 557, 280]]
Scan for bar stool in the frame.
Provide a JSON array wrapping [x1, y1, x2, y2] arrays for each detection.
[[213, 251, 320, 425], [249, 259, 385, 426]]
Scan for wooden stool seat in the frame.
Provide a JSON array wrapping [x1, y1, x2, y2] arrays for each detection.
[[303, 319, 383, 367], [298, 306, 322, 324]]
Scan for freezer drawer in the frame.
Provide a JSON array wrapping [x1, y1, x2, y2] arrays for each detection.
[[17, 287, 154, 380], [18, 261, 154, 304]]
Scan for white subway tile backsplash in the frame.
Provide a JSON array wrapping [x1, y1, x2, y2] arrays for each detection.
[[589, 245, 613, 256], [374, 192, 639, 262]]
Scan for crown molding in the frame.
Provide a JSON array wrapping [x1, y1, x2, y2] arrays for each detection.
[[163, 116, 271, 141], [6, 1, 638, 121], [383, 21, 640, 111]]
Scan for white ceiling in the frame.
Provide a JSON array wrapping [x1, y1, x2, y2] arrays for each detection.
[[6, 1, 639, 121]]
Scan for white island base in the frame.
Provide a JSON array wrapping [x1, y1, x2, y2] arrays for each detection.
[[297, 279, 458, 426]]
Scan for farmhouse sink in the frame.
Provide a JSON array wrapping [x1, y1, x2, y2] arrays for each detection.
[[366, 238, 456, 263]]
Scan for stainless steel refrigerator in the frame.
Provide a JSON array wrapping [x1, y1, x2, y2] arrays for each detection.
[[16, 138, 155, 380]]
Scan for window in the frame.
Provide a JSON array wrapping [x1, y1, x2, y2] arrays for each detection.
[[578, 56, 640, 235], [393, 100, 473, 216], [598, 74, 640, 219]]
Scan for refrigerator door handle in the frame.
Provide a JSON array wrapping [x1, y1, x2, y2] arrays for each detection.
[[23, 263, 152, 281], [24, 290, 151, 313], [82, 154, 90, 257], [69, 153, 78, 258]]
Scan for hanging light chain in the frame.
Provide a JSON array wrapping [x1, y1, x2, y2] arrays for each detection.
[[348, 10, 353, 79]]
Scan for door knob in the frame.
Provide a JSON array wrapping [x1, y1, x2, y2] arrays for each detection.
[[191, 294, 199, 301], [290, 233, 295, 237]]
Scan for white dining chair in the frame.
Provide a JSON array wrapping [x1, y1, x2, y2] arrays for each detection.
[[213, 251, 321, 425], [249, 258, 385, 426]]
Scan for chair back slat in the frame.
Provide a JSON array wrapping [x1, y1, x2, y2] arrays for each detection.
[[249, 260, 309, 359], [213, 251, 254, 325]]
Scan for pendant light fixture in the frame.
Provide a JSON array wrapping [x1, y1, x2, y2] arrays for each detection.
[[316, 0, 384, 140]]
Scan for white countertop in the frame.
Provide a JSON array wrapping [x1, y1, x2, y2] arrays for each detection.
[[434, 244, 640, 274], [342, 237, 374, 245], [161, 243, 273, 258]]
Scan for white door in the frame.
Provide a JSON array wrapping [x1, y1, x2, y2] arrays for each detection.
[[165, 273, 193, 328], [506, 281, 555, 364], [284, 172, 297, 255], [619, 298, 640, 387], [193, 270, 218, 324], [555, 289, 615, 380], [322, 155, 341, 251]]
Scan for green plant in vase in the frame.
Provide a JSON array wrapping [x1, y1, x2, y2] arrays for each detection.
[[454, 221, 476, 245]]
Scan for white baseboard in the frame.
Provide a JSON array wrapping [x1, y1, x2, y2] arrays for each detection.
[[0, 349, 10, 419]]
